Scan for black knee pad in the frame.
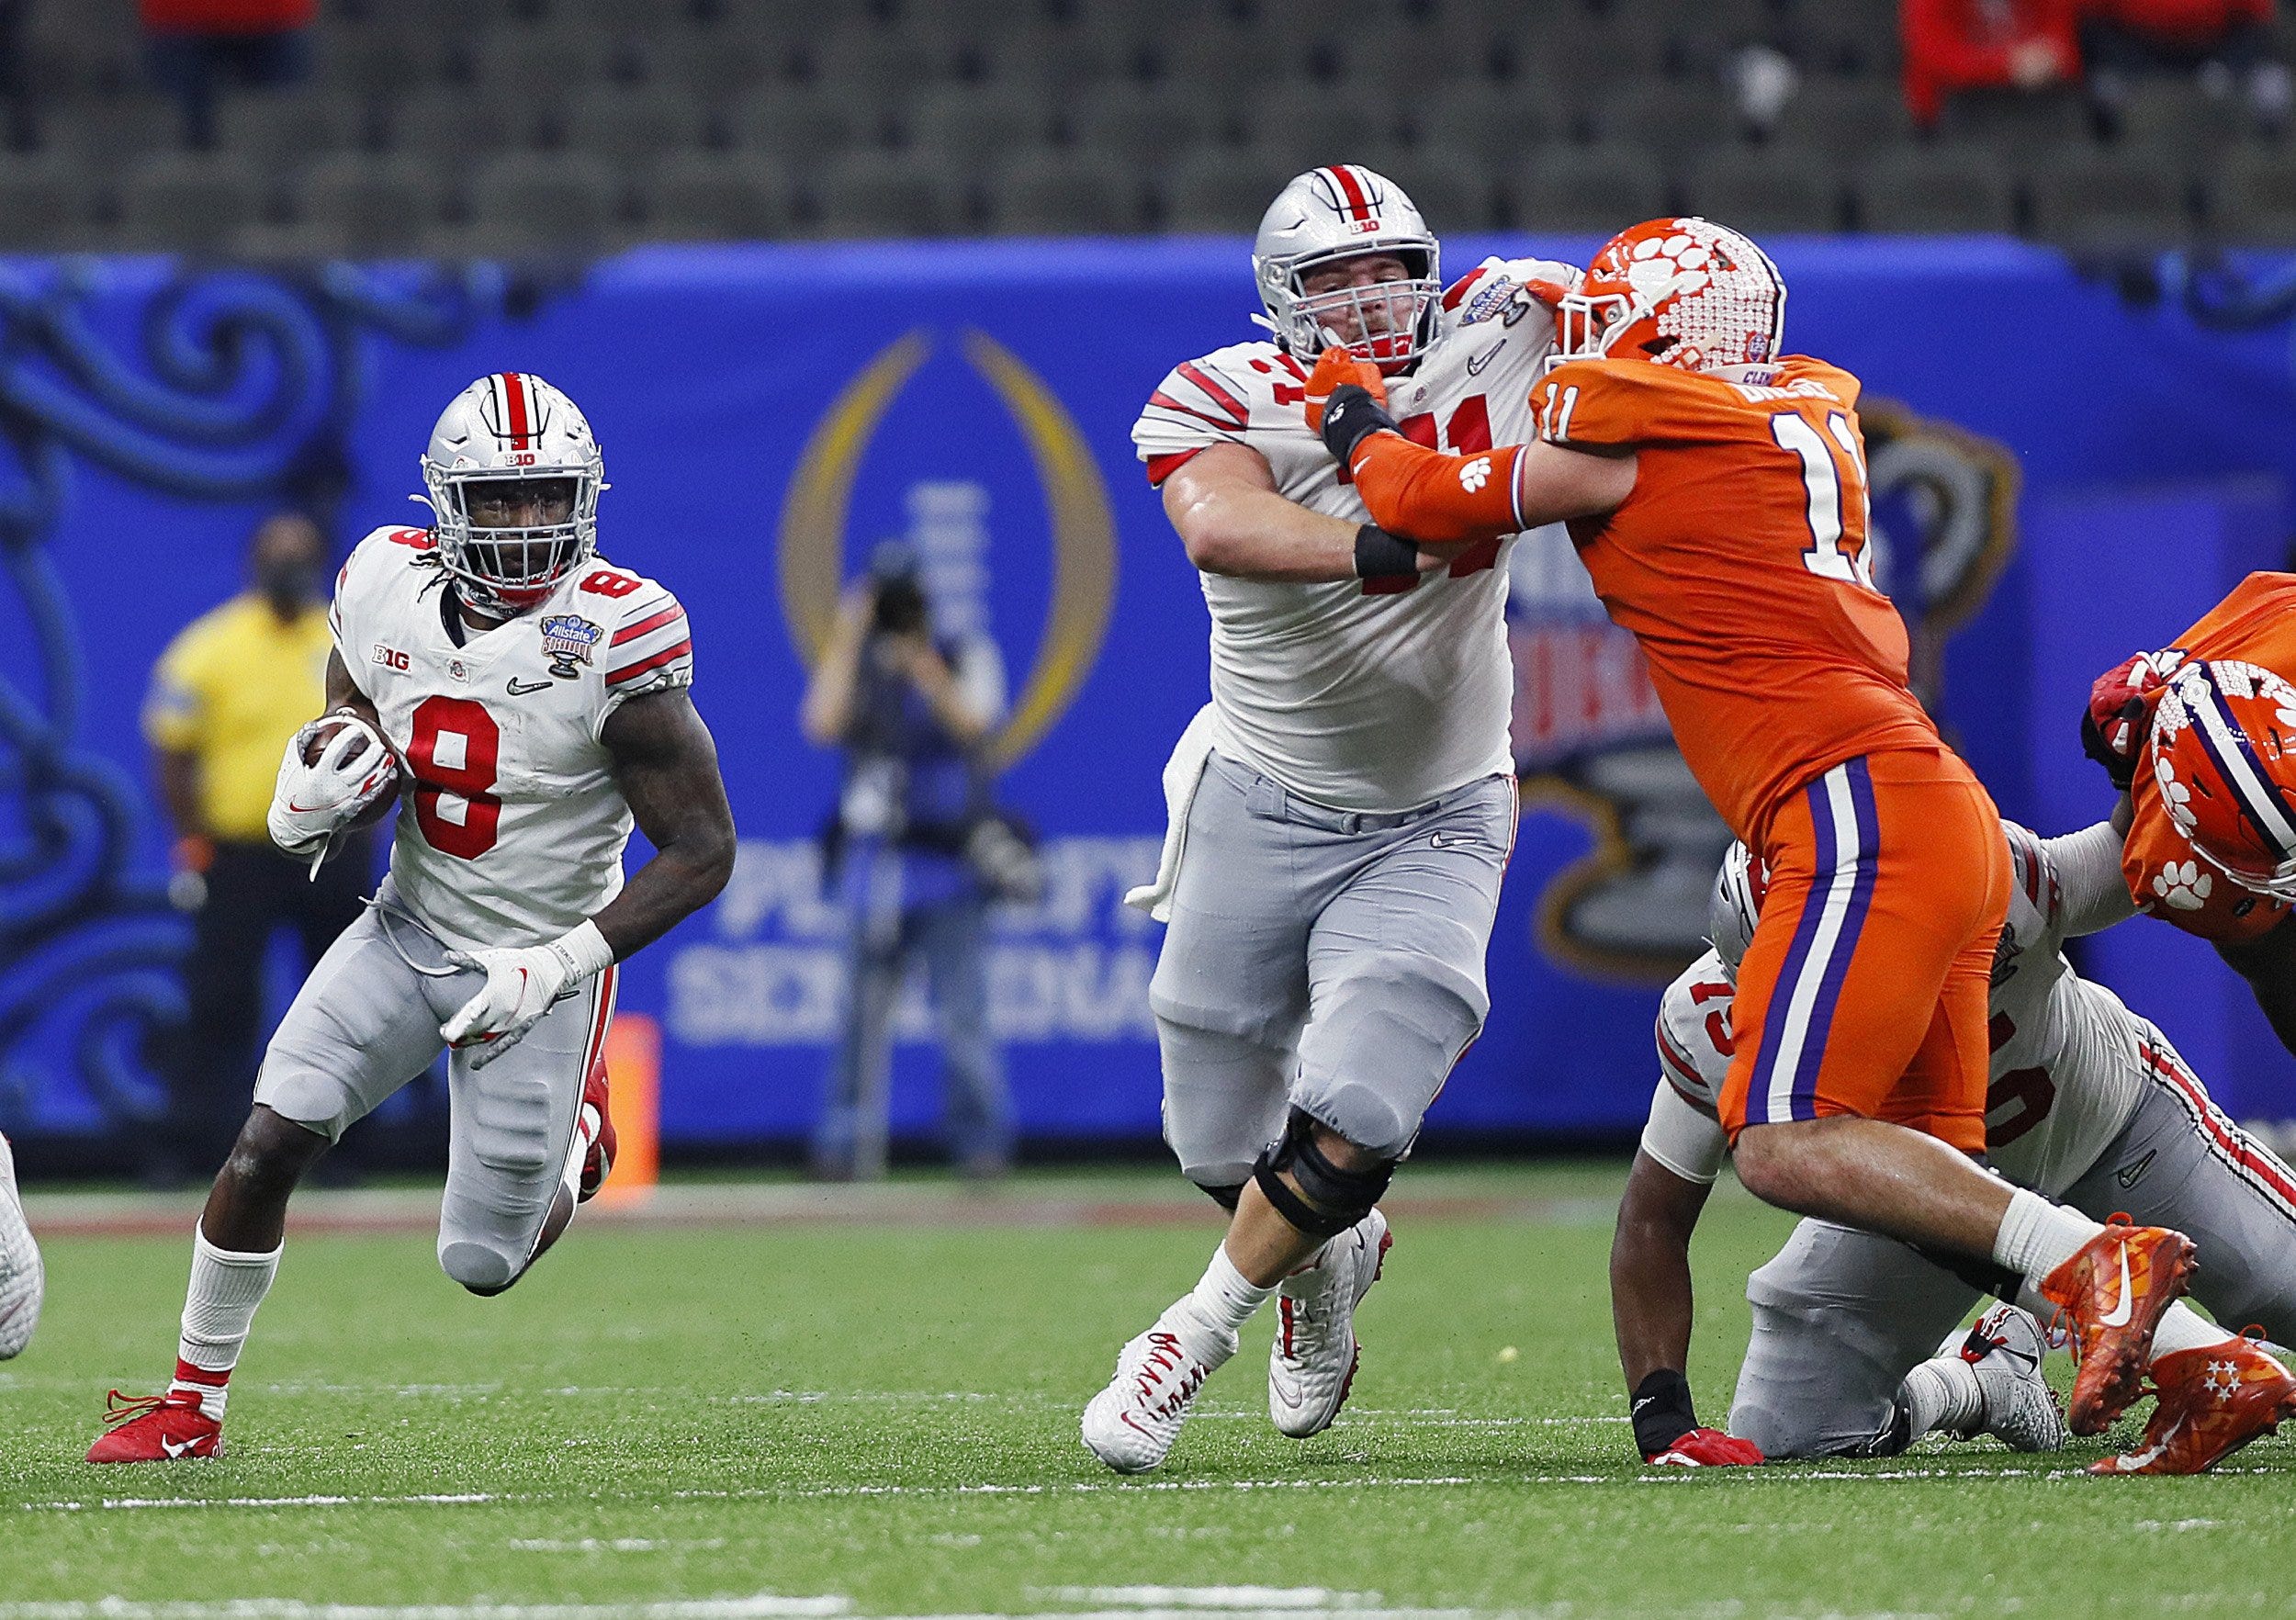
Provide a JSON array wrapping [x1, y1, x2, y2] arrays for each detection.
[[1251, 1108, 1394, 1242], [1195, 1180, 1244, 1214]]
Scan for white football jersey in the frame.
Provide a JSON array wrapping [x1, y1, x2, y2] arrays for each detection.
[[1648, 820, 2146, 1198], [1133, 256, 1570, 811], [330, 525, 695, 951]]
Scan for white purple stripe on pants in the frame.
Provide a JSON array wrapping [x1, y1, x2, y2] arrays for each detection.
[[1747, 759, 1880, 1128]]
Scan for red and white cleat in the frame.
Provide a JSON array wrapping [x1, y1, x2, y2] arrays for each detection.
[[1081, 1308, 1234, 1474], [2092, 1333, 2296, 1476], [577, 1052, 616, 1204], [2038, 1217, 2197, 1436], [1269, 1209, 1390, 1439], [85, 1389, 222, 1464]]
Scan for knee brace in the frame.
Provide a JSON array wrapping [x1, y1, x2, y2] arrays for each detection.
[[1194, 1179, 1244, 1214], [1251, 1108, 1394, 1242]]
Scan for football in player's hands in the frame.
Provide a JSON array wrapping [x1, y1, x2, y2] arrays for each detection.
[[297, 714, 400, 829]]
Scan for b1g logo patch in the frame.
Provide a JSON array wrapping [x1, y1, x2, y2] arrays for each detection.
[[539, 613, 602, 679]]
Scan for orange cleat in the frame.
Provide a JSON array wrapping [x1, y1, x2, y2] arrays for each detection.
[[2092, 1333, 2296, 1475], [85, 1389, 221, 1464], [2038, 1218, 2197, 1435], [577, 1052, 615, 1203]]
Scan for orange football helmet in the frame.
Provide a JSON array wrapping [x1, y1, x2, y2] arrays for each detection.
[[1551, 217, 1787, 376], [2147, 658, 2296, 900]]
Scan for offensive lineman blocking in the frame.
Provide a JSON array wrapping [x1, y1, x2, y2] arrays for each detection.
[[1082, 167, 1572, 1471], [90, 373, 735, 1462], [1311, 215, 2200, 1458]]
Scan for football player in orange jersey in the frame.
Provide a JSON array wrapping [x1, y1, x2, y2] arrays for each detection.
[[2084, 577, 2296, 1047], [1307, 216, 2199, 1463]]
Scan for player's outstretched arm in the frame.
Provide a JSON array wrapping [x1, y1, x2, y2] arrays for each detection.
[[594, 687, 737, 961], [1611, 1147, 1709, 1399], [1161, 442, 1449, 584]]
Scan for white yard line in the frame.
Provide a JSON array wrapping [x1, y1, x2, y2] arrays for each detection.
[[0, 1601, 850, 1620]]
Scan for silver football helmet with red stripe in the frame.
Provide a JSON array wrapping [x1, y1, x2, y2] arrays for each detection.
[[422, 372, 605, 616], [1708, 841, 1765, 976], [1252, 164, 1441, 372]]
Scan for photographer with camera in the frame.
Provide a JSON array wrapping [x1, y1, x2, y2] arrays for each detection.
[[800, 543, 1021, 1182]]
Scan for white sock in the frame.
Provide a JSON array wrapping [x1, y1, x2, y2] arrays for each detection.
[[2149, 1301, 2237, 1360], [1898, 1354, 1985, 1442], [1170, 1244, 1273, 1362], [1990, 1188, 2102, 1288], [173, 1228, 280, 1418]]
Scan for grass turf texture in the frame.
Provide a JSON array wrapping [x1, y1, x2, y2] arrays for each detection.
[[0, 1164, 2290, 1617]]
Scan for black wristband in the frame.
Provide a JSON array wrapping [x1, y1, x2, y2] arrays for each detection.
[[1629, 1367, 1699, 1457], [2079, 704, 2142, 793], [1320, 383, 1400, 465], [1353, 524, 1419, 580]]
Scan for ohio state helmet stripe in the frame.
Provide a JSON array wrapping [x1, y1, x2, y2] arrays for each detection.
[[501, 372, 533, 451], [2189, 665, 2296, 859], [1322, 164, 1375, 224]]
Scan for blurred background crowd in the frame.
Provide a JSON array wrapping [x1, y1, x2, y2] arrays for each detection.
[[0, 0, 2290, 254]]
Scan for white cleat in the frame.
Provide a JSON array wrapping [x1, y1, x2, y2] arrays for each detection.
[[1081, 1306, 1234, 1474], [1269, 1208, 1391, 1439], [0, 1132, 43, 1360], [1951, 1302, 2065, 1453]]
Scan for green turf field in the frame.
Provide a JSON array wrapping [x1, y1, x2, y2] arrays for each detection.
[[0, 1164, 2290, 1618]]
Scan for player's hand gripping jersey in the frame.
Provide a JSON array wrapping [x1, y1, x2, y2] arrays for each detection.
[[1131, 256, 1572, 810], [330, 526, 694, 951], [1644, 821, 2143, 1197], [2110, 573, 2296, 943]]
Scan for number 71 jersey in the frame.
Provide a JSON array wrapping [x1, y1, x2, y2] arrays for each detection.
[[330, 526, 695, 951], [1537, 354, 1942, 842]]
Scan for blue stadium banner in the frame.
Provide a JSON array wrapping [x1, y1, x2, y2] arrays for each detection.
[[2, 237, 2294, 1153]]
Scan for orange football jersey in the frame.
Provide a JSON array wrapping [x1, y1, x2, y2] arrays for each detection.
[[1535, 355, 1941, 843], [2122, 571, 2296, 943]]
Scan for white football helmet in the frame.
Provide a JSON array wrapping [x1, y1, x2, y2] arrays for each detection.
[[1253, 164, 1441, 372], [421, 372, 605, 615], [1708, 841, 1765, 976]]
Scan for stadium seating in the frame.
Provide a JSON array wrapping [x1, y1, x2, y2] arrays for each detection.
[[0, 0, 2279, 253]]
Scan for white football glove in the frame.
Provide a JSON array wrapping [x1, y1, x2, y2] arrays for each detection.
[[267, 713, 397, 866], [440, 921, 615, 1068]]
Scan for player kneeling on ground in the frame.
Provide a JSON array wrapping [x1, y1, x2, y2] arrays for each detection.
[[89, 373, 734, 1463], [1616, 829, 2296, 1475]]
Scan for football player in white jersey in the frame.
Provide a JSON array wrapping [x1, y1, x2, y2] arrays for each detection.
[[1084, 166, 1579, 1472], [1616, 822, 2296, 1476], [0, 1131, 40, 1359], [89, 373, 735, 1463]]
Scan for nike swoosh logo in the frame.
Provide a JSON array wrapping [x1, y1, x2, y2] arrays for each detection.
[[2098, 1244, 2135, 1329], [161, 1435, 198, 1458], [1466, 344, 1503, 376], [507, 678, 552, 695]]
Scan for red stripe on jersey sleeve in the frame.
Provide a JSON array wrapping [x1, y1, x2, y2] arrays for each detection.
[[1174, 362, 1250, 428], [1148, 390, 1244, 433], [1441, 266, 1491, 312], [1144, 448, 1204, 486], [606, 639, 692, 686], [612, 604, 685, 646]]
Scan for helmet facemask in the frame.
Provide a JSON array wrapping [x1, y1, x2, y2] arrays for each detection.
[[427, 467, 599, 616], [1270, 244, 1441, 371]]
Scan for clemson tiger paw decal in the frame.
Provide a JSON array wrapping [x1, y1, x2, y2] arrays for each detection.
[[2153, 861, 2213, 910]]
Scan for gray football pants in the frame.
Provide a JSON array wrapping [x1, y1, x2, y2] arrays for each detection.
[[253, 883, 618, 1293], [1728, 1067, 2296, 1457], [1149, 752, 1515, 1186]]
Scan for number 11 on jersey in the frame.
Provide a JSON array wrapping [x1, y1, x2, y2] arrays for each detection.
[[1772, 410, 1874, 591]]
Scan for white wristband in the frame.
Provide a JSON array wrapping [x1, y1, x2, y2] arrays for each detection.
[[548, 919, 615, 984]]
